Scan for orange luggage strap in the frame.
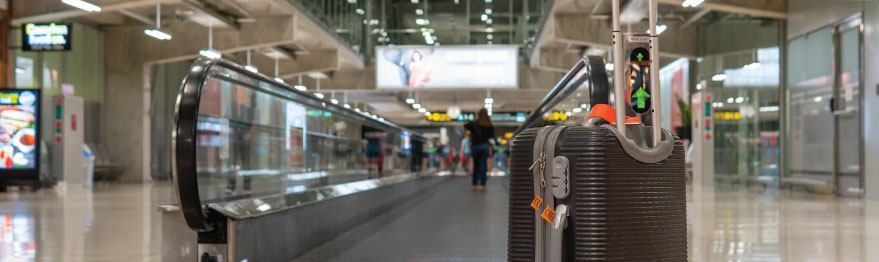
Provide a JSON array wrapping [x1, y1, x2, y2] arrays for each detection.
[[587, 104, 641, 124]]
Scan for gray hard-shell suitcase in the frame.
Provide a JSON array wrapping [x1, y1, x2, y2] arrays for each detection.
[[507, 58, 686, 261]]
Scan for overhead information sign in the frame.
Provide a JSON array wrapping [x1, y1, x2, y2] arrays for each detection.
[[376, 46, 518, 88], [426, 112, 475, 122], [490, 112, 527, 122], [22, 23, 72, 51]]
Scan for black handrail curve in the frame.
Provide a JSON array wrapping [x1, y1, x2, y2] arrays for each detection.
[[514, 56, 610, 135]]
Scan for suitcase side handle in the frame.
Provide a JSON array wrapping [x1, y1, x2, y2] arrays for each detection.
[[603, 125, 677, 163]]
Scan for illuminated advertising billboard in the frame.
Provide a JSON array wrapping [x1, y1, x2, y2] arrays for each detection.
[[376, 46, 518, 88], [22, 23, 72, 51], [0, 90, 40, 171]]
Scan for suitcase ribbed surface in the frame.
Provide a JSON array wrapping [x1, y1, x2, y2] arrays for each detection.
[[508, 127, 687, 261], [507, 128, 539, 262]]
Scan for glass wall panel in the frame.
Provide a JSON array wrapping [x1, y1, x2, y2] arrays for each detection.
[[192, 64, 419, 205], [787, 27, 835, 184]]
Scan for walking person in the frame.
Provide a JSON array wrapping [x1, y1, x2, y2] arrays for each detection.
[[464, 108, 494, 191]]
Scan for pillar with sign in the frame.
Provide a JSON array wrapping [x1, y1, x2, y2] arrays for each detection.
[[51, 95, 85, 190], [691, 91, 714, 188]]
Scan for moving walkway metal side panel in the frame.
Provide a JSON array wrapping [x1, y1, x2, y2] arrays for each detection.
[[228, 176, 449, 262]]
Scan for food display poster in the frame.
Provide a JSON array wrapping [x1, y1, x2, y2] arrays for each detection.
[[0, 90, 40, 170]]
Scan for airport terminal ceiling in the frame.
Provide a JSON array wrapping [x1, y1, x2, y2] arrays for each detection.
[[9, 0, 787, 128]]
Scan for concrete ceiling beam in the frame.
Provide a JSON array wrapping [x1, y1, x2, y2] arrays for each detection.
[[552, 14, 699, 59], [657, 0, 787, 19], [271, 0, 365, 70], [12, 0, 179, 25]]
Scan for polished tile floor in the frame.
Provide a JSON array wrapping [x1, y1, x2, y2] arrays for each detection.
[[0, 180, 878, 261]]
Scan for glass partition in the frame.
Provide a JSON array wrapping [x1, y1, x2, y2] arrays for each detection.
[[179, 61, 422, 209]]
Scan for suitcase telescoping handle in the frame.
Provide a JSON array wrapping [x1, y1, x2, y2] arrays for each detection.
[[611, 0, 662, 147]]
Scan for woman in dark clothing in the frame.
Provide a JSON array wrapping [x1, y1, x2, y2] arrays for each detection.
[[464, 108, 494, 191]]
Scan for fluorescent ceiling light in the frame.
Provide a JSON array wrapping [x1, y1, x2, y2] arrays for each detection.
[[355, 108, 361, 112], [485, 8, 492, 15], [759, 106, 779, 112], [418, 108, 426, 113], [580, 103, 588, 108], [314, 92, 324, 99], [727, 97, 734, 103], [486, 18, 493, 24], [356, 8, 365, 15], [487, 34, 493, 40], [274, 77, 285, 83], [486, 26, 493, 32], [412, 103, 422, 109], [343, 104, 351, 109], [424, 112, 430, 116], [573, 107, 582, 113], [485, 0, 492, 2], [484, 97, 493, 104], [62, 0, 101, 12], [484, 103, 493, 109], [348, 0, 357, 3], [415, 8, 424, 15], [487, 41, 493, 45], [416, 18, 430, 25], [405, 98, 415, 104], [711, 73, 727, 82], [411, 0, 418, 3], [605, 63, 614, 71], [144, 29, 172, 40], [813, 96, 822, 102], [565, 112, 572, 116], [245, 64, 258, 73], [330, 98, 339, 104], [682, 0, 704, 7], [294, 84, 307, 91], [481, 14, 488, 21], [744, 62, 760, 69], [735, 97, 744, 103], [648, 24, 667, 35], [199, 49, 222, 59]]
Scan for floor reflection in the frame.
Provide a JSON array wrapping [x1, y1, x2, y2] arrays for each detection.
[[0, 182, 173, 262], [689, 185, 877, 261], [0, 180, 877, 261]]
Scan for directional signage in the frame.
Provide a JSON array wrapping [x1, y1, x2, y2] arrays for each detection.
[[628, 47, 651, 114]]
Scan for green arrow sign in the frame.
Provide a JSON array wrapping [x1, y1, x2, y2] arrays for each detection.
[[632, 87, 650, 109], [637, 52, 644, 61]]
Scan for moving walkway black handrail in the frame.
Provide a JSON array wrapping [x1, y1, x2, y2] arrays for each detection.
[[173, 58, 422, 231], [514, 56, 610, 135]]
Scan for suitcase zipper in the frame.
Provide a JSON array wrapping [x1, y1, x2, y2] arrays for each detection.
[[529, 152, 547, 187]]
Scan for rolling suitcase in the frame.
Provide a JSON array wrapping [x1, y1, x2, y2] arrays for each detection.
[[507, 0, 686, 260]]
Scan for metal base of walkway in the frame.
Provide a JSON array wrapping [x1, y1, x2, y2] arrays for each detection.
[[293, 176, 509, 262]]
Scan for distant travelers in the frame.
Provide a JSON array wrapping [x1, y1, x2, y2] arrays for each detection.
[[366, 136, 383, 177], [493, 139, 508, 174], [464, 108, 495, 191], [460, 133, 472, 174]]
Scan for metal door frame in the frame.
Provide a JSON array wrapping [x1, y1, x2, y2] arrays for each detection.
[[830, 13, 864, 197]]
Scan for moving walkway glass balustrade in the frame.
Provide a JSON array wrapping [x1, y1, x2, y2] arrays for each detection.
[[187, 62, 421, 205]]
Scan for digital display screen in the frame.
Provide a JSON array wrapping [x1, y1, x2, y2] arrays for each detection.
[[22, 23, 72, 51], [376, 46, 518, 88], [0, 90, 39, 169]]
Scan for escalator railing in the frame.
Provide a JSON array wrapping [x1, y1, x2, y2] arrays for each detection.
[[173, 58, 425, 231], [514, 56, 611, 135]]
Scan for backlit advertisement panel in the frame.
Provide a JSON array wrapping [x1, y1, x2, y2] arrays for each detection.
[[376, 46, 518, 88], [0, 90, 40, 170]]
